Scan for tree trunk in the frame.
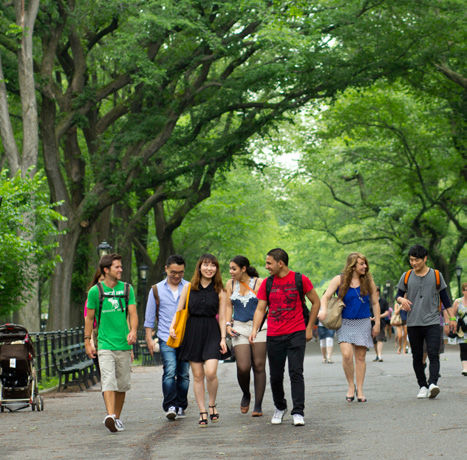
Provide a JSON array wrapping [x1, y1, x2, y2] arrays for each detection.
[[47, 228, 82, 331]]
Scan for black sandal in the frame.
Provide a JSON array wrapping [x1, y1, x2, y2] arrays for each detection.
[[199, 412, 208, 427], [209, 405, 219, 422]]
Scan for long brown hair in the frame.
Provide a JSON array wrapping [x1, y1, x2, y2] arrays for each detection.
[[338, 252, 374, 299], [191, 253, 224, 293], [87, 268, 103, 292]]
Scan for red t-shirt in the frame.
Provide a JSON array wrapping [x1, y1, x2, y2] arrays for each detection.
[[257, 270, 313, 336]]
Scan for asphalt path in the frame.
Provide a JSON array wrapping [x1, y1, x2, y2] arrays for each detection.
[[1, 340, 465, 460]]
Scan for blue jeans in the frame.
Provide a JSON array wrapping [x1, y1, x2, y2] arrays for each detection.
[[159, 340, 190, 411]]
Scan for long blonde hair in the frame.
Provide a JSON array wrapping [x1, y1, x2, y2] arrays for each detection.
[[338, 252, 374, 299]]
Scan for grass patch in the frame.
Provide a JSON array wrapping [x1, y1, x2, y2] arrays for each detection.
[[37, 376, 59, 391]]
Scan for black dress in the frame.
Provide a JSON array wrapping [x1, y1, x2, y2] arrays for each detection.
[[178, 281, 231, 362]]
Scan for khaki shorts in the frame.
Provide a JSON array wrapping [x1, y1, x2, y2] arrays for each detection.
[[98, 349, 132, 392], [232, 320, 267, 346]]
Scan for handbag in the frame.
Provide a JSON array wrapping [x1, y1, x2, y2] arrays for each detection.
[[166, 284, 191, 348], [321, 296, 345, 330], [390, 313, 402, 326]]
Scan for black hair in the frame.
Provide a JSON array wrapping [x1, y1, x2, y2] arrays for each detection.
[[408, 244, 428, 259], [166, 254, 186, 267], [267, 248, 289, 266], [230, 255, 259, 278]]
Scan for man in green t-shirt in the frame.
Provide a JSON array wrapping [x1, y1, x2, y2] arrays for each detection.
[[85, 253, 138, 433]]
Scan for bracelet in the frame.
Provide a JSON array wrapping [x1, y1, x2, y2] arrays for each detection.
[[221, 336, 226, 339], [226, 322, 232, 327], [84, 336, 91, 340], [449, 317, 456, 321]]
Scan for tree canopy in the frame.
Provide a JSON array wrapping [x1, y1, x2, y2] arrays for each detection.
[[0, 0, 465, 329]]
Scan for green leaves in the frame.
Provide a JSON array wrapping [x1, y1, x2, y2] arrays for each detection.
[[0, 172, 65, 316]]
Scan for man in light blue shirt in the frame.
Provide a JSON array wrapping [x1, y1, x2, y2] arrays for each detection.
[[144, 255, 190, 420]]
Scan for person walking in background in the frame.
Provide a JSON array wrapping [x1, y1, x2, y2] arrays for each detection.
[[450, 282, 467, 376], [372, 286, 389, 362], [318, 320, 335, 364], [84, 253, 138, 433], [394, 300, 409, 354], [144, 255, 190, 420], [249, 248, 320, 427], [385, 303, 393, 341], [395, 244, 457, 399], [319, 252, 380, 403], [226, 255, 266, 417], [170, 254, 230, 427]]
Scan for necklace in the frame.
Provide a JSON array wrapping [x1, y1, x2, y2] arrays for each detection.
[[353, 287, 364, 303]]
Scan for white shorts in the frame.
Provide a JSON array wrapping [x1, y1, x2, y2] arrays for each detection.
[[98, 349, 132, 392], [232, 320, 267, 346]]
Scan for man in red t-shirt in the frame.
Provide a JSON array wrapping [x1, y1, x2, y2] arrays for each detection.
[[249, 248, 320, 427]]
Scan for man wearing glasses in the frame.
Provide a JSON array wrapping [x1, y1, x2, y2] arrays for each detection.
[[144, 255, 190, 420]]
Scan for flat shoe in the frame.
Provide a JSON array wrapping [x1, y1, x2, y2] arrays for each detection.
[[240, 405, 249, 414], [251, 411, 263, 417]]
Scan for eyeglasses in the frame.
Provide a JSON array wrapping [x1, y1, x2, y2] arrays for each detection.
[[169, 270, 185, 276]]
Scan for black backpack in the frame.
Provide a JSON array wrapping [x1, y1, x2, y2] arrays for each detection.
[[261, 272, 309, 330]]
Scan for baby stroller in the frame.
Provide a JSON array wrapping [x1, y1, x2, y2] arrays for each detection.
[[0, 323, 44, 412]]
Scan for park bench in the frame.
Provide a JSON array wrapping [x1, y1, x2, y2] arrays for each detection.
[[52, 344, 96, 391]]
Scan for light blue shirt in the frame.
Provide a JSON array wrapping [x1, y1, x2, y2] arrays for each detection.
[[144, 278, 188, 342]]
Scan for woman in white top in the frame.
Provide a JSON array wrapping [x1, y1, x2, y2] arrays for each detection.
[[226, 255, 266, 417]]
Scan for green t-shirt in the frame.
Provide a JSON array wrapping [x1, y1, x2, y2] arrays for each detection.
[[87, 281, 136, 351]]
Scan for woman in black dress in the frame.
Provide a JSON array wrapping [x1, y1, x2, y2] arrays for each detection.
[[169, 253, 229, 427]]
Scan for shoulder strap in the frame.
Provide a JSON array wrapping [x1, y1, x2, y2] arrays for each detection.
[[434, 269, 442, 311], [434, 269, 440, 290], [240, 281, 257, 297], [96, 282, 105, 328], [295, 272, 305, 302], [404, 270, 412, 290], [124, 282, 130, 317], [295, 272, 309, 323], [265, 275, 274, 305], [152, 284, 161, 322]]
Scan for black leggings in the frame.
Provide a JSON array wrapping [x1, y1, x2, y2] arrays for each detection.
[[234, 342, 267, 413], [460, 343, 467, 361]]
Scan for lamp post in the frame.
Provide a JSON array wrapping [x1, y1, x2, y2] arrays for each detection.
[[97, 241, 112, 259], [455, 265, 463, 298], [139, 263, 149, 297], [385, 280, 391, 302]]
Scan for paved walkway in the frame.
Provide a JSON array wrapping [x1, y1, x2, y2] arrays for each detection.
[[1, 341, 465, 460]]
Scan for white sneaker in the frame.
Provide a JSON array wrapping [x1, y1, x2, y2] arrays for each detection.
[[166, 406, 177, 420], [271, 407, 287, 425], [292, 414, 305, 426], [115, 418, 125, 432], [177, 408, 186, 418], [417, 386, 429, 399], [104, 414, 117, 432], [428, 383, 440, 399]]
